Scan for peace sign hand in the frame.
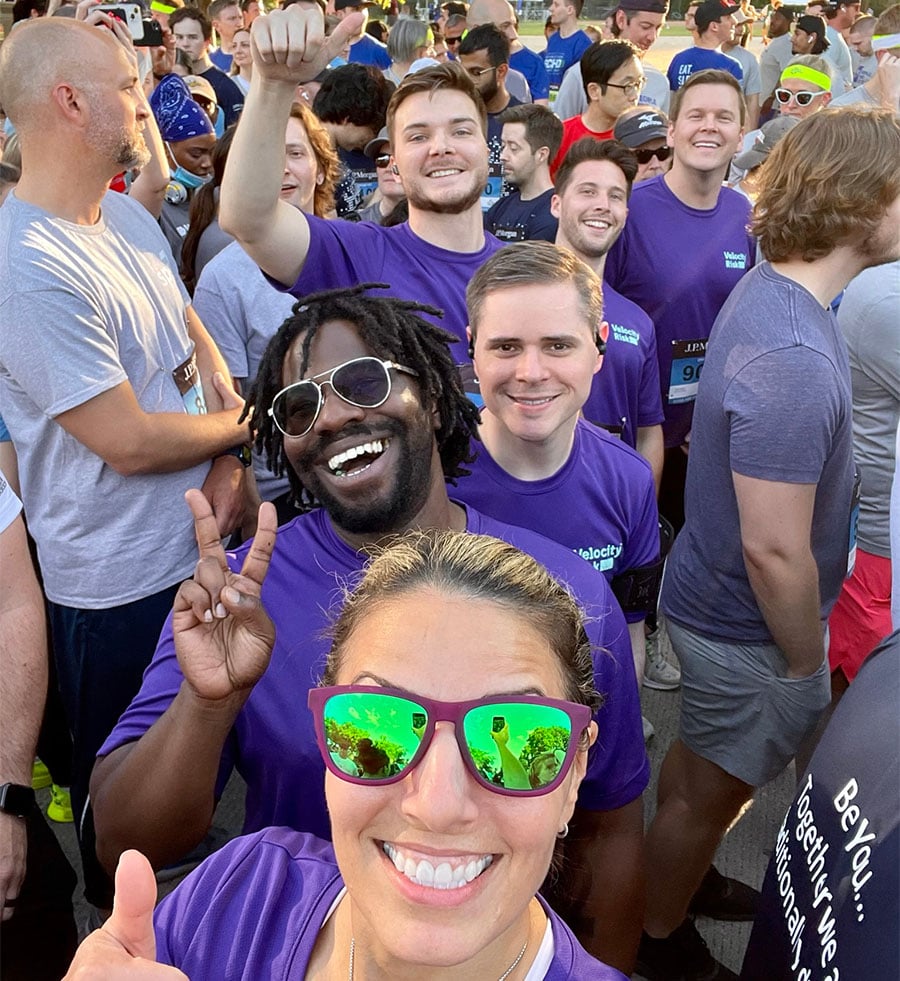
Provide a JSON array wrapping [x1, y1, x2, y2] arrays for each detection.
[[173, 490, 277, 703]]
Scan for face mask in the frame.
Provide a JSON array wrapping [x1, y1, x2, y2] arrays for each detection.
[[172, 165, 212, 190]]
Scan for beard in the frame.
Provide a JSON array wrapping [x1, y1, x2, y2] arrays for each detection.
[[289, 415, 439, 536], [404, 161, 488, 216]]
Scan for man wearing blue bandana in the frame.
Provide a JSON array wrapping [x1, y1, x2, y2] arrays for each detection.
[[0, 16, 249, 915], [150, 73, 217, 262]]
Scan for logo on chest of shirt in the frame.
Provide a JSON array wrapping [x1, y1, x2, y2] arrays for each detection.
[[610, 323, 640, 347], [723, 250, 748, 270], [575, 542, 623, 573]]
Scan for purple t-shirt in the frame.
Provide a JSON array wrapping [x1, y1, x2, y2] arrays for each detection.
[[456, 420, 659, 621], [155, 829, 627, 979], [662, 263, 855, 643], [582, 284, 664, 447], [604, 175, 754, 449], [543, 30, 592, 97], [666, 46, 744, 90], [283, 217, 503, 363], [101, 506, 648, 840]]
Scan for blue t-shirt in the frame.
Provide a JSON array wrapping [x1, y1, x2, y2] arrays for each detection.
[[666, 46, 743, 90], [101, 505, 649, 838], [582, 284, 664, 448], [543, 29, 592, 102], [511, 45, 551, 101], [661, 263, 855, 643], [484, 188, 557, 243], [456, 419, 660, 620], [334, 147, 378, 218], [208, 47, 232, 73], [348, 32, 391, 69], [156, 830, 628, 980], [281, 217, 503, 362], [604, 174, 754, 448]]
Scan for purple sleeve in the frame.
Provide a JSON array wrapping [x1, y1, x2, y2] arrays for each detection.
[[288, 217, 388, 298], [579, 601, 650, 809], [636, 318, 665, 428], [726, 348, 843, 483], [542, 898, 630, 979]]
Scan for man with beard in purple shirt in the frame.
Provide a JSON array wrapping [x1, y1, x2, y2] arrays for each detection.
[[91, 287, 649, 975]]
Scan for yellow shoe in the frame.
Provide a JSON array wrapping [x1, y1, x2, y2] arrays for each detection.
[[32, 758, 52, 790], [47, 784, 73, 823]]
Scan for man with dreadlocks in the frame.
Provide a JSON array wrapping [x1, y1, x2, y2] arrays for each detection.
[[219, 5, 504, 365], [91, 287, 649, 972]]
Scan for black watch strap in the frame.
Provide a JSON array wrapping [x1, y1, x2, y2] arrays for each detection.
[[0, 783, 36, 818], [219, 445, 252, 467]]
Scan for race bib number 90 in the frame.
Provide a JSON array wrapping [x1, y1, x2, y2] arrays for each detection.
[[668, 338, 708, 404]]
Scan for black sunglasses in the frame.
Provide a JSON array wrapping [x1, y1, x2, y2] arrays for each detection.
[[375, 153, 392, 169], [634, 144, 672, 164]]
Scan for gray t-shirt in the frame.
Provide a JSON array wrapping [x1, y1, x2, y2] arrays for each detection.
[[193, 241, 293, 501], [725, 44, 761, 97], [837, 260, 900, 557], [0, 190, 209, 608], [662, 263, 855, 643]]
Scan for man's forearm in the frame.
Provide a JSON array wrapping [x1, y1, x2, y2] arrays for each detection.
[[91, 682, 248, 875], [186, 306, 237, 413], [219, 78, 298, 248], [744, 548, 824, 675], [636, 425, 663, 494]]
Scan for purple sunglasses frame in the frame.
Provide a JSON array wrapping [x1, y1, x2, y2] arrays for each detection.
[[308, 685, 593, 798]]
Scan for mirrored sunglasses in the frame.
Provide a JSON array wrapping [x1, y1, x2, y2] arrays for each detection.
[[308, 686, 592, 797], [375, 153, 392, 169], [268, 357, 418, 438]]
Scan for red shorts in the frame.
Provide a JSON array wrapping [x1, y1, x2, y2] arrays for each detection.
[[828, 548, 893, 682]]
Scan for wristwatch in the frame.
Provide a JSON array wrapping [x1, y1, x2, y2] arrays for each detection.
[[219, 445, 252, 467], [0, 783, 36, 818]]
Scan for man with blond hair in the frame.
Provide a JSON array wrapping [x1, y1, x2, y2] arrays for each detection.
[[639, 106, 900, 981]]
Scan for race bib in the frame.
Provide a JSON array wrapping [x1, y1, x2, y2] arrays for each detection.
[[668, 338, 707, 404], [172, 350, 207, 416]]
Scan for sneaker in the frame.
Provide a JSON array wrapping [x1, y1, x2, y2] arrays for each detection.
[[644, 624, 682, 690], [642, 715, 656, 743], [47, 784, 73, 823], [32, 758, 52, 790], [636, 920, 738, 981], [689, 865, 760, 922]]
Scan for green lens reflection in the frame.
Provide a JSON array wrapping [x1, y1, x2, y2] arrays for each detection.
[[322, 692, 424, 780], [463, 703, 571, 790]]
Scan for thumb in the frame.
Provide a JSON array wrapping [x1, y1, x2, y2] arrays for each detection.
[[103, 850, 159, 961], [325, 10, 365, 55], [212, 371, 245, 412]]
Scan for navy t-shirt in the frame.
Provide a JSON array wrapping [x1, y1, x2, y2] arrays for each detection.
[[199, 66, 244, 126], [334, 147, 378, 218], [484, 188, 557, 243]]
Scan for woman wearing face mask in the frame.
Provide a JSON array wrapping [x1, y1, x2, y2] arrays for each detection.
[[65, 528, 626, 980], [149, 73, 217, 265]]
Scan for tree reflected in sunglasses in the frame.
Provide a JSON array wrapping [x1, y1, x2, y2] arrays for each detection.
[[309, 686, 592, 797]]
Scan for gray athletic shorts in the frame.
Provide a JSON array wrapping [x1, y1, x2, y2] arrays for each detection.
[[667, 619, 831, 787]]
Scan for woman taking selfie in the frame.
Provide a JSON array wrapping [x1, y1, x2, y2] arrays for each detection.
[[65, 529, 625, 979]]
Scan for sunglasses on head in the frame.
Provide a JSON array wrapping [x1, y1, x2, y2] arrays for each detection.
[[375, 153, 392, 169], [268, 357, 418, 438], [309, 686, 592, 797], [633, 144, 672, 164], [774, 87, 828, 106]]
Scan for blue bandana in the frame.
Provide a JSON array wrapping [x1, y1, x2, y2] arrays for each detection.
[[150, 74, 214, 142]]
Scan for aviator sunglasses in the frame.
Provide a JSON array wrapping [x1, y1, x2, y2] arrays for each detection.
[[308, 686, 592, 797], [633, 144, 672, 165], [268, 357, 418, 438], [774, 87, 828, 107]]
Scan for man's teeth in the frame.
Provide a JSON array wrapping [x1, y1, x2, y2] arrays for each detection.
[[383, 843, 493, 889], [327, 439, 387, 475], [429, 168, 462, 178], [514, 396, 554, 405], [585, 219, 611, 229]]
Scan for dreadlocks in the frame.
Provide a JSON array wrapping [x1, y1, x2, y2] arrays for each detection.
[[245, 284, 481, 511]]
